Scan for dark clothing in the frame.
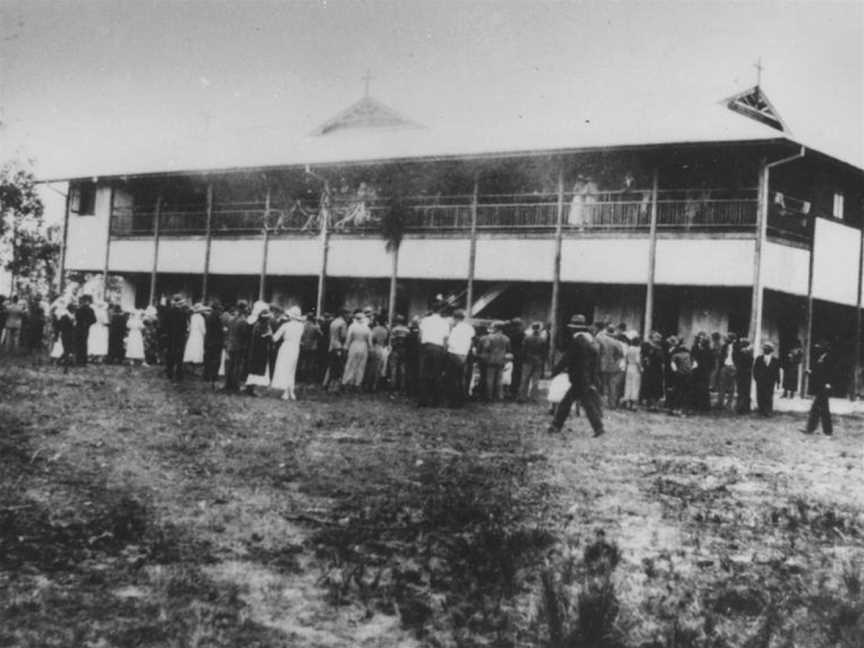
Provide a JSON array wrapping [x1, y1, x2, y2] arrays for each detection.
[[753, 354, 780, 415], [203, 310, 225, 382], [690, 342, 714, 411], [669, 347, 694, 412], [107, 312, 128, 363], [27, 312, 45, 353], [58, 313, 76, 369], [404, 328, 421, 397], [223, 315, 250, 392], [640, 342, 665, 403], [550, 331, 603, 434], [418, 342, 446, 406], [446, 353, 469, 407], [806, 352, 833, 435], [782, 348, 802, 394], [74, 305, 96, 365], [163, 305, 188, 380], [733, 345, 754, 414], [246, 320, 272, 379], [507, 325, 525, 399]]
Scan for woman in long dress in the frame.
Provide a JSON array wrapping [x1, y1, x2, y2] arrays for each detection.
[[87, 301, 110, 361], [622, 334, 642, 410], [271, 306, 305, 400], [342, 311, 371, 388], [126, 310, 145, 364], [245, 301, 273, 395], [183, 304, 207, 364]]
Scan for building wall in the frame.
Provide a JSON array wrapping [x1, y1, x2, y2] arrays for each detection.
[[654, 239, 754, 286], [65, 185, 111, 271], [763, 241, 809, 296], [813, 217, 860, 307]]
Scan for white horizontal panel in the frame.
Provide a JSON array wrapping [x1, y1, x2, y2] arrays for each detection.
[[561, 238, 649, 283], [655, 239, 754, 286], [813, 218, 860, 307], [476, 239, 555, 281], [399, 238, 470, 279], [763, 241, 809, 297]]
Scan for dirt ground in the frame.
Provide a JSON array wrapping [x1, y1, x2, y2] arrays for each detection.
[[2, 358, 864, 647]]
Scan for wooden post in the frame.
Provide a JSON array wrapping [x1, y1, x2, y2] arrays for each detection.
[[466, 176, 479, 315], [315, 185, 330, 317], [148, 193, 163, 306], [259, 186, 271, 302], [749, 159, 769, 351], [201, 182, 214, 301], [802, 217, 816, 396], [549, 165, 565, 367], [853, 225, 864, 400], [102, 184, 115, 300], [387, 245, 399, 327], [57, 184, 72, 296], [643, 168, 660, 338]]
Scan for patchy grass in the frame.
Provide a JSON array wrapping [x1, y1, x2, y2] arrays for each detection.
[[1, 358, 863, 647]]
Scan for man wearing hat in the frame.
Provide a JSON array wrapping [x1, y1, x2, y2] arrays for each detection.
[[548, 314, 604, 437], [803, 341, 833, 435], [752, 341, 780, 416], [163, 294, 189, 381]]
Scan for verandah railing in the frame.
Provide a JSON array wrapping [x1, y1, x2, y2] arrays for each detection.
[[110, 188, 770, 237]]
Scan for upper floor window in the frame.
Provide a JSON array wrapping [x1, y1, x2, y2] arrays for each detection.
[[74, 183, 96, 215], [833, 191, 844, 220]]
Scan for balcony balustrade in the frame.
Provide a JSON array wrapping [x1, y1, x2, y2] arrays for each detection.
[[108, 188, 810, 241]]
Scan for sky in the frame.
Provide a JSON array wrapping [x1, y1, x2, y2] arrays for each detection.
[[1, 0, 862, 180]]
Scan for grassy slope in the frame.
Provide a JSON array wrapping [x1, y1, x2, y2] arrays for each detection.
[[1, 359, 863, 647]]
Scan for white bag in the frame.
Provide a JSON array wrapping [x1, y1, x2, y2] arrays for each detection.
[[547, 373, 571, 404], [50, 339, 64, 359]]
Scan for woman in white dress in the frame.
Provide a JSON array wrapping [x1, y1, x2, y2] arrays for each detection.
[[271, 306, 305, 400], [126, 310, 146, 364], [87, 301, 110, 361], [183, 304, 207, 364], [342, 311, 371, 388], [623, 333, 643, 410]]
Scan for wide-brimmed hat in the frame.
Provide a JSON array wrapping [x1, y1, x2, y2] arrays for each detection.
[[762, 342, 774, 352], [247, 300, 270, 324], [566, 314, 588, 329], [287, 305, 302, 320]]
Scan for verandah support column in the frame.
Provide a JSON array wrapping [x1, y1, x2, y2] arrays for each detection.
[[101, 184, 115, 300], [802, 220, 816, 396], [548, 164, 565, 367], [148, 192, 163, 306], [57, 185, 72, 296], [259, 186, 271, 302], [387, 244, 399, 327], [316, 185, 330, 317], [466, 175, 479, 315], [749, 159, 769, 352], [643, 168, 660, 338], [853, 224, 864, 400], [201, 182, 214, 301]]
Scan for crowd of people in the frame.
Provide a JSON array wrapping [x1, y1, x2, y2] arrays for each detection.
[[0, 291, 834, 436]]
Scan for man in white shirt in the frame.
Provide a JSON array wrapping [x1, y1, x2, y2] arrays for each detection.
[[445, 309, 475, 407], [418, 304, 451, 406]]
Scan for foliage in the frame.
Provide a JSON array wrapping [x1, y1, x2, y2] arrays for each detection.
[[0, 160, 57, 296]]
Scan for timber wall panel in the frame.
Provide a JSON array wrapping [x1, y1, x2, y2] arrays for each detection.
[[561, 238, 649, 284], [813, 218, 859, 307], [655, 239, 754, 286], [399, 239, 470, 280], [65, 186, 111, 270], [763, 241, 809, 297]]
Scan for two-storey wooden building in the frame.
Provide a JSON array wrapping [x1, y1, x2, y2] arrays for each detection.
[[54, 88, 864, 394]]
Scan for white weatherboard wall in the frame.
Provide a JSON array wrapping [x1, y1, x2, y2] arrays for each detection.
[[108, 239, 156, 273], [561, 238, 649, 283], [762, 242, 809, 297], [65, 186, 111, 271], [476, 239, 555, 281], [266, 238, 322, 276], [400, 238, 470, 280], [813, 218, 860, 307], [655, 239, 754, 286]]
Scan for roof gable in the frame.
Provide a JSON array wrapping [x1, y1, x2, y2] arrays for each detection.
[[722, 85, 789, 134], [311, 95, 423, 136]]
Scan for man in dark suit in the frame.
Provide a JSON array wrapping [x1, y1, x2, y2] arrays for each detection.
[[733, 337, 754, 414], [548, 314, 604, 437], [803, 341, 833, 436], [752, 342, 780, 416], [74, 295, 96, 365], [163, 294, 189, 381]]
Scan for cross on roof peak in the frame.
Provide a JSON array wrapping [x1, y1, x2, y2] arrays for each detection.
[[754, 57, 764, 87]]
